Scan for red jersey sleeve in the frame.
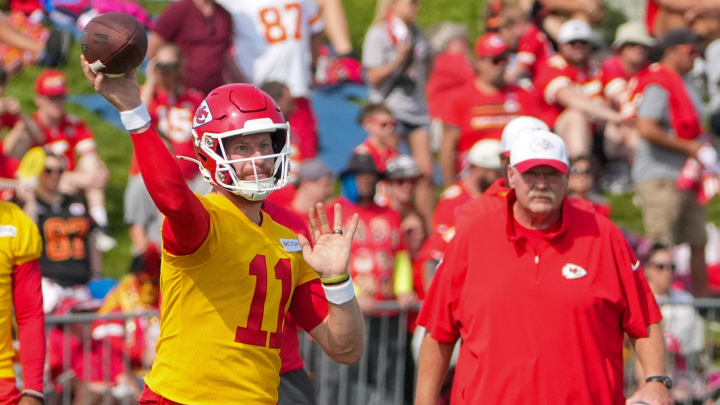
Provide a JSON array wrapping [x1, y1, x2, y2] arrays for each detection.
[[610, 226, 662, 338], [131, 126, 210, 255], [535, 58, 573, 105], [12, 259, 45, 393], [288, 279, 328, 332], [71, 120, 97, 156], [416, 223, 469, 343]]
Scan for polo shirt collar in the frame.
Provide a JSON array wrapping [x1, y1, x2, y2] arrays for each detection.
[[504, 190, 572, 242]]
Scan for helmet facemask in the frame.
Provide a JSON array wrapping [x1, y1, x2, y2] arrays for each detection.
[[194, 122, 291, 201]]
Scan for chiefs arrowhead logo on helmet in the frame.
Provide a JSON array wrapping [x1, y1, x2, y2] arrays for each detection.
[[193, 100, 213, 128]]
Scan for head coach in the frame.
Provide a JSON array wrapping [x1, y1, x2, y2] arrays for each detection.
[[414, 130, 669, 405]]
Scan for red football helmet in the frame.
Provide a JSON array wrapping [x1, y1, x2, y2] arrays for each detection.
[[189, 84, 291, 201]]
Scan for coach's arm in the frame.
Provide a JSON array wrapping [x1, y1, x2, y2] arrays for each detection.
[[415, 332, 454, 405], [626, 323, 671, 405]]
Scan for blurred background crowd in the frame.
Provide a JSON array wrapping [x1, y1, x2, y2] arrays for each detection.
[[6, 0, 720, 403]]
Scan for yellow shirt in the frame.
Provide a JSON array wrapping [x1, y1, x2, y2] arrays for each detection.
[[144, 193, 318, 404], [0, 202, 42, 378]]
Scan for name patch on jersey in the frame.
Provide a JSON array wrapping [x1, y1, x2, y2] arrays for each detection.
[[280, 238, 302, 252], [0, 225, 17, 237]]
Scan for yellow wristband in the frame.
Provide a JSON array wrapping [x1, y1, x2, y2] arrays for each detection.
[[321, 272, 350, 285]]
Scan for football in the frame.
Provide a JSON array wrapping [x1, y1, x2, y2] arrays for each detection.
[[81, 12, 147, 75]]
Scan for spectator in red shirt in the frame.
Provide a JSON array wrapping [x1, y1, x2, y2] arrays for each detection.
[[426, 22, 473, 130], [31, 70, 115, 251], [433, 139, 502, 243], [147, 0, 244, 96], [500, 8, 555, 85], [602, 21, 654, 162], [533, 19, 623, 158], [140, 44, 205, 183], [416, 129, 669, 405], [440, 33, 534, 186], [331, 152, 414, 403], [354, 103, 401, 173], [385, 154, 422, 218], [567, 156, 611, 217]]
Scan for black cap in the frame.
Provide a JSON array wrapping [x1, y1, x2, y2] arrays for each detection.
[[339, 153, 384, 179], [661, 28, 699, 49]]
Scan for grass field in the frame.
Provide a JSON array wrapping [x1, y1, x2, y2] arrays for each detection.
[[4, 0, 718, 277]]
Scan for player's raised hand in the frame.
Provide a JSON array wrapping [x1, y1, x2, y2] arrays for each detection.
[[298, 202, 359, 279], [80, 54, 141, 112]]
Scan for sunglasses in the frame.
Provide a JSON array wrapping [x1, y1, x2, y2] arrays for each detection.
[[570, 167, 591, 176], [44, 167, 65, 175], [490, 55, 509, 65], [648, 262, 675, 271], [568, 40, 590, 47], [155, 61, 181, 71], [368, 118, 396, 130], [391, 177, 417, 185]]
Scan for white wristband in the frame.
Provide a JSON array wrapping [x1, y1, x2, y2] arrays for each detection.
[[119, 103, 151, 132], [322, 278, 355, 305]]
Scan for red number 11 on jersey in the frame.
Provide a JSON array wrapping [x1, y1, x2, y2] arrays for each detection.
[[235, 255, 292, 349]]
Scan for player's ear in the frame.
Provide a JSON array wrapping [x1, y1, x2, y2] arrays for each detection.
[[507, 166, 517, 188]]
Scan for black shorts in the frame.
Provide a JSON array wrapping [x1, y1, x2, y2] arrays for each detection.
[[278, 368, 316, 405]]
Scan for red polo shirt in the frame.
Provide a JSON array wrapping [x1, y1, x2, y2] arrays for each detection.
[[417, 191, 661, 404]]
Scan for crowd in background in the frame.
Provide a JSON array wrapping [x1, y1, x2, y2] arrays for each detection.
[[4, 0, 720, 403]]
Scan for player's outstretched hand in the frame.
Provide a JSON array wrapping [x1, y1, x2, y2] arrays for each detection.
[[80, 54, 141, 112], [298, 202, 359, 279]]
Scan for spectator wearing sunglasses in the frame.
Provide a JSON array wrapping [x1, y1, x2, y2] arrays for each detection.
[[642, 243, 707, 403], [354, 103, 402, 174], [439, 33, 534, 187], [567, 156, 610, 217], [140, 44, 204, 184], [533, 19, 623, 159], [15, 153, 100, 313], [601, 22, 654, 165]]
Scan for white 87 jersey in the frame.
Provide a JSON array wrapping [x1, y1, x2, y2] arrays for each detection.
[[217, 0, 324, 98]]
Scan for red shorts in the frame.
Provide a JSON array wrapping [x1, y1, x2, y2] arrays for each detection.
[[0, 378, 20, 405], [288, 97, 319, 160], [138, 385, 183, 405]]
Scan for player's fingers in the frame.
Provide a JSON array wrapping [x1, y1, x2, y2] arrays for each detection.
[[333, 203, 342, 233], [80, 55, 96, 82], [316, 202, 331, 234], [307, 207, 320, 244], [345, 213, 360, 242], [297, 233, 313, 256]]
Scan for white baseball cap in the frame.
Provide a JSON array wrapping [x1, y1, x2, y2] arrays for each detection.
[[386, 154, 421, 179], [558, 19, 594, 44], [501, 116, 550, 157], [468, 139, 502, 169], [510, 130, 569, 174]]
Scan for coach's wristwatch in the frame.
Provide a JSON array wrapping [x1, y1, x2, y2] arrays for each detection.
[[645, 375, 673, 389]]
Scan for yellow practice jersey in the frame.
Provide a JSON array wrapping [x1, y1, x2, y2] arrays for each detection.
[[145, 193, 319, 404], [0, 202, 42, 378]]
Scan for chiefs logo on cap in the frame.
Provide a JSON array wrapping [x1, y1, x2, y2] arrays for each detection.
[[193, 100, 213, 128], [529, 137, 553, 152]]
